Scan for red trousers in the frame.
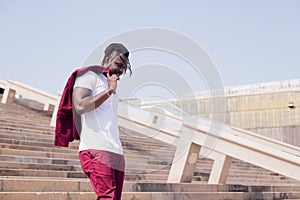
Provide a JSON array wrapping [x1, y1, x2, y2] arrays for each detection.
[[79, 150, 125, 200]]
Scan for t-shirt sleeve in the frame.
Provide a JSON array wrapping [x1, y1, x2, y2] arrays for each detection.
[[73, 71, 97, 91]]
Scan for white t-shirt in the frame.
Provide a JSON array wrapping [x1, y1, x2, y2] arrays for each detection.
[[73, 71, 123, 155]]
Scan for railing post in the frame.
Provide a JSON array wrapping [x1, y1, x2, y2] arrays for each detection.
[[208, 153, 232, 184], [1, 87, 16, 104], [50, 94, 61, 127], [44, 104, 55, 111], [44, 103, 50, 111], [168, 126, 201, 183]]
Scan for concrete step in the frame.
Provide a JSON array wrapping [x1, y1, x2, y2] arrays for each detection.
[[0, 142, 78, 154], [125, 174, 168, 181], [126, 168, 170, 175], [0, 137, 56, 148], [0, 161, 81, 172], [0, 154, 80, 165], [226, 178, 300, 185], [0, 154, 169, 173], [0, 160, 167, 176], [0, 192, 96, 200], [0, 132, 53, 144], [121, 144, 175, 153], [0, 112, 50, 123], [0, 125, 175, 151], [0, 137, 79, 150], [0, 130, 175, 157], [0, 142, 172, 163], [0, 168, 170, 181], [0, 116, 50, 125], [226, 173, 293, 181], [126, 159, 170, 166], [0, 106, 50, 117], [0, 178, 92, 192], [0, 121, 54, 132], [0, 105, 47, 113], [0, 159, 290, 184], [0, 126, 53, 136], [0, 138, 295, 185], [13, 98, 50, 109], [123, 191, 300, 200], [122, 140, 175, 149], [5, 125, 51, 133], [125, 163, 170, 170], [0, 168, 87, 178], [0, 114, 50, 123], [169, 164, 289, 178], [0, 142, 293, 184], [196, 159, 279, 169], [0, 145, 174, 167], [0, 136, 175, 161], [0, 129, 54, 143], [1, 178, 300, 193], [0, 148, 78, 160], [0, 100, 51, 113], [122, 191, 300, 200]]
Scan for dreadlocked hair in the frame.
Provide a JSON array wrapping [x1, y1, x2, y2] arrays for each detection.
[[101, 43, 132, 76]]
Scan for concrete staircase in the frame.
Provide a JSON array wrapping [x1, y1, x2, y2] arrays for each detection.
[[0, 96, 300, 200]]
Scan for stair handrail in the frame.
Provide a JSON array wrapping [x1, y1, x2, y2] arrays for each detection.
[[1, 80, 60, 126], [118, 100, 300, 184]]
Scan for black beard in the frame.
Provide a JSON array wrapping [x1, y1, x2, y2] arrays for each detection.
[[109, 69, 122, 76]]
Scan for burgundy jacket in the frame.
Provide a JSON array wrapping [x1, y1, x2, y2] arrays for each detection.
[[54, 65, 104, 147]]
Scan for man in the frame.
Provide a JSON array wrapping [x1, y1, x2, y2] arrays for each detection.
[[72, 43, 131, 200]]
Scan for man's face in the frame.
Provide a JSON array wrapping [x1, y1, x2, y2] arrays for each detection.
[[106, 51, 128, 77]]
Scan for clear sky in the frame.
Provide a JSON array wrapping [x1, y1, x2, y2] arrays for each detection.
[[1, 0, 300, 99]]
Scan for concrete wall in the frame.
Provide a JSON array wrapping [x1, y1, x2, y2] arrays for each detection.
[[175, 80, 300, 147]]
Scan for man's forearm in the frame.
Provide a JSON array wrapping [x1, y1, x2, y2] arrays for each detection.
[[73, 88, 114, 115]]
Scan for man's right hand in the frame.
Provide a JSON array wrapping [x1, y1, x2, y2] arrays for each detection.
[[107, 73, 119, 94]]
